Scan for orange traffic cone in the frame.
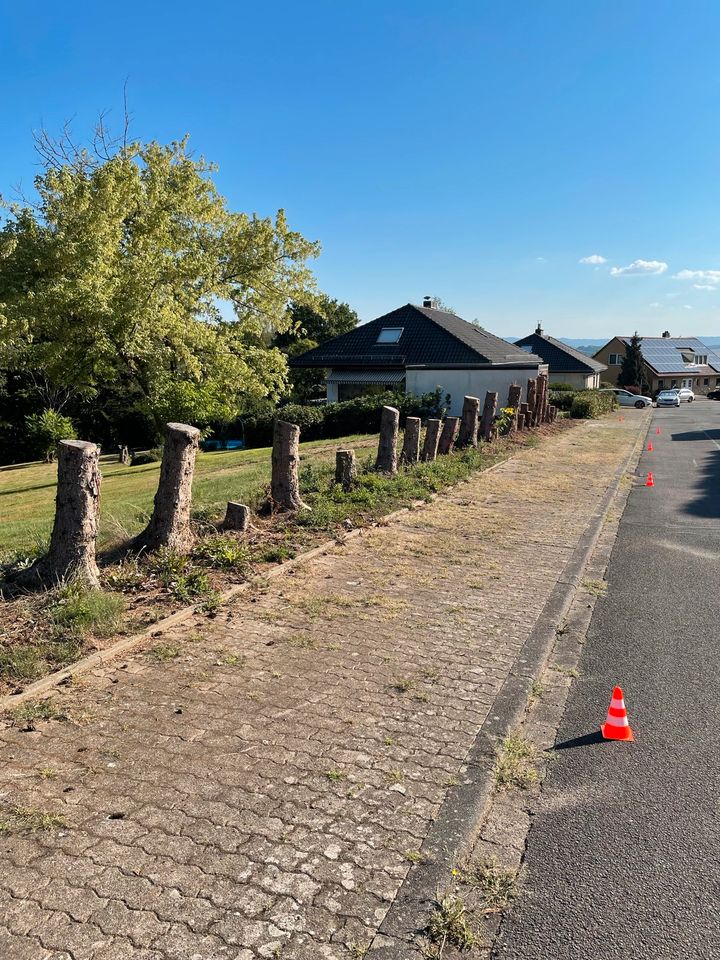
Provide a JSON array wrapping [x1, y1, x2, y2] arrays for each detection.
[[655, 427, 661, 435], [647, 441, 653, 452], [601, 686, 634, 741], [645, 472, 654, 487]]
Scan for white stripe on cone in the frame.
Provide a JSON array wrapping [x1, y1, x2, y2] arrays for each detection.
[[605, 714, 629, 727]]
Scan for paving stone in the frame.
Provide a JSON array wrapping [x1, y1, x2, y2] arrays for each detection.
[[0, 417, 644, 957]]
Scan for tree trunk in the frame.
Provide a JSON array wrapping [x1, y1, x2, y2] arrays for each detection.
[[480, 391, 498, 442], [224, 502, 250, 532], [17, 440, 102, 588], [376, 406, 399, 473], [422, 419, 442, 462], [134, 422, 200, 553], [457, 396, 480, 447], [526, 379, 538, 426], [400, 417, 421, 466], [438, 416, 460, 455], [506, 384, 522, 434], [534, 373, 547, 426], [517, 412, 526, 431], [335, 449, 357, 492], [271, 420, 308, 511]]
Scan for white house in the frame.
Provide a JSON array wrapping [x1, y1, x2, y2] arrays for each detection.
[[290, 301, 546, 416]]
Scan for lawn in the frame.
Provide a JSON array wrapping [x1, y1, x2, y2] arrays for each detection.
[[0, 434, 376, 555]]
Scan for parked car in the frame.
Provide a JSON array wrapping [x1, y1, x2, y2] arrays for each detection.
[[676, 387, 695, 402], [598, 388, 654, 409], [708, 388, 720, 400], [657, 389, 681, 407]]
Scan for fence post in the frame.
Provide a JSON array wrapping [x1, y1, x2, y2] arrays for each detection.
[[526, 379, 538, 426], [335, 449, 357, 492], [517, 412, 526, 431], [400, 417, 421, 466], [271, 420, 308, 511], [519, 402, 530, 428], [480, 391, 498, 442], [438, 416, 460, 455], [507, 384, 522, 434], [224, 502, 250, 531], [534, 373, 548, 425], [376, 406, 399, 474], [134, 423, 200, 553], [17, 440, 102, 587], [457, 396, 480, 447], [422, 419, 442, 462]]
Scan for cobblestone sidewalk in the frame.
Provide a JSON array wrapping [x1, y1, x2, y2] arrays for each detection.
[[0, 414, 646, 960]]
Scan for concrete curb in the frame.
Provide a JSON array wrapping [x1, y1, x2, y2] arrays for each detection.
[[367, 414, 650, 957], [0, 429, 566, 713]]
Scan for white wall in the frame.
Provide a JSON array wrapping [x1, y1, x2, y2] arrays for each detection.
[[406, 368, 543, 416], [326, 381, 339, 403]]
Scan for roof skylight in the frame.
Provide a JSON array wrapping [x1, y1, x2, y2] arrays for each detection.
[[376, 327, 403, 344]]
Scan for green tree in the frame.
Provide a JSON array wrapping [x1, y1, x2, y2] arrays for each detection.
[[0, 125, 320, 437], [273, 295, 358, 401], [618, 333, 648, 392], [26, 408, 77, 462]]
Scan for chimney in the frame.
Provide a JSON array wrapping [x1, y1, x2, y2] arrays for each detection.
[[423, 296, 432, 308], [662, 330, 671, 338], [535, 324, 543, 336]]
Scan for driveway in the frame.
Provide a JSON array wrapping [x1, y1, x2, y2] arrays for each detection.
[[493, 398, 720, 960]]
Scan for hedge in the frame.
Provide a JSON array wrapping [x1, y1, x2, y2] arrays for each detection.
[[549, 389, 617, 418], [240, 390, 444, 448]]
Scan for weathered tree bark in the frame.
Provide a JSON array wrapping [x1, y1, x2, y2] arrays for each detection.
[[438, 416, 460, 455], [271, 420, 308, 511], [335, 449, 357, 492], [480, 391, 499, 442], [422, 419, 442, 462], [118, 445, 130, 465], [534, 373, 547, 426], [400, 417, 421, 466], [517, 412, 526, 431], [526, 379, 538, 426], [457, 396, 480, 447], [519, 402, 531, 428], [375, 406, 399, 474], [224, 502, 250, 532], [17, 440, 102, 588], [549, 405, 557, 423], [134, 422, 200, 553], [506, 384, 522, 434]]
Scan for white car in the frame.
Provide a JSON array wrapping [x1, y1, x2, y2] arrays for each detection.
[[657, 389, 681, 407], [676, 387, 694, 402], [599, 388, 654, 409]]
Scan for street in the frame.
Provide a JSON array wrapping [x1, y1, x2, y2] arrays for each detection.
[[493, 398, 720, 960]]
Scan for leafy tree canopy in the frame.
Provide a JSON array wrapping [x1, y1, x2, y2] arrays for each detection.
[[0, 124, 321, 435]]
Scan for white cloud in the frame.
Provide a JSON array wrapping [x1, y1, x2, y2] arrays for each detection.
[[683, 304, 693, 310], [579, 254, 607, 264], [536, 256, 546, 261], [649, 302, 662, 308], [610, 259, 668, 276], [673, 268, 720, 287]]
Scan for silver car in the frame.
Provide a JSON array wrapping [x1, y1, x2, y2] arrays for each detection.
[[657, 389, 681, 407], [599, 388, 654, 409]]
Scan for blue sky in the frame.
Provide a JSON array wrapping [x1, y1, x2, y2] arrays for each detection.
[[2, 1, 719, 339]]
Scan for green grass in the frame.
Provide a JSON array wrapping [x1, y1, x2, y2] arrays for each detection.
[[49, 585, 125, 637], [0, 434, 376, 554]]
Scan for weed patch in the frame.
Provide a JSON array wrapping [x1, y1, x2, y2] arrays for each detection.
[[426, 893, 479, 953], [49, 585, 125, 638], [0, 805, 67, 834], [493, 734, 538, 790], [460, 857, 519, 910]]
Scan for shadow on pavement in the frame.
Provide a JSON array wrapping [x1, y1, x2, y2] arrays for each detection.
[[669, 431, 720, 519], [552, 731, 606, 751]]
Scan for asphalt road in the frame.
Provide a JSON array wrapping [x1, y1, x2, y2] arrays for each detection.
[[493, 399, 720, 960]]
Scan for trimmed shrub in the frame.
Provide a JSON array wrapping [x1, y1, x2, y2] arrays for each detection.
[[548, 382, 574, 391], [549, 390, 575, 412], [569, 390, 617, 419]]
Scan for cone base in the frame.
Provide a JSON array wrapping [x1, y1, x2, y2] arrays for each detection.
[[601, 723, 634, 742]]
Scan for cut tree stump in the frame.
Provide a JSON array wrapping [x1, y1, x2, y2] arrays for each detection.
[[506, 384, 522, 434], [224, 502, 250, 532], [376, 406, 399, 474], [422, 419, 442, 462], [438, 416, 460, 455], [118, 445, 130, 465], [400, 417, 421, 466], [16, 440, 102, 588], [517, 412, 526, 431], [519, 402, 530, 428], [534, 373, 547, 425], [457, 396, 480, 447], [335, 449, 357, 492], [134, 422, 200, 554], [480, 391, 499, 442], [526, 379, 538, 426], [271, 420, 308, 511]]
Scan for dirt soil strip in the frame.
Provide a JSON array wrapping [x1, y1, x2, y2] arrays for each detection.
[[0, 413, 648, 960]]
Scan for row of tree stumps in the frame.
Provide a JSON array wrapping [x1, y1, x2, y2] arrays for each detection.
[[14, 374, 557, 590]]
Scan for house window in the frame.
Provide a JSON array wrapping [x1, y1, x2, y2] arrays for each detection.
[[657, 379, 664, 389], [671, 379, 678, 387], [704, 378, 709, 386], [608, 353, 621, 365], [376, 327, 404, 344]]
